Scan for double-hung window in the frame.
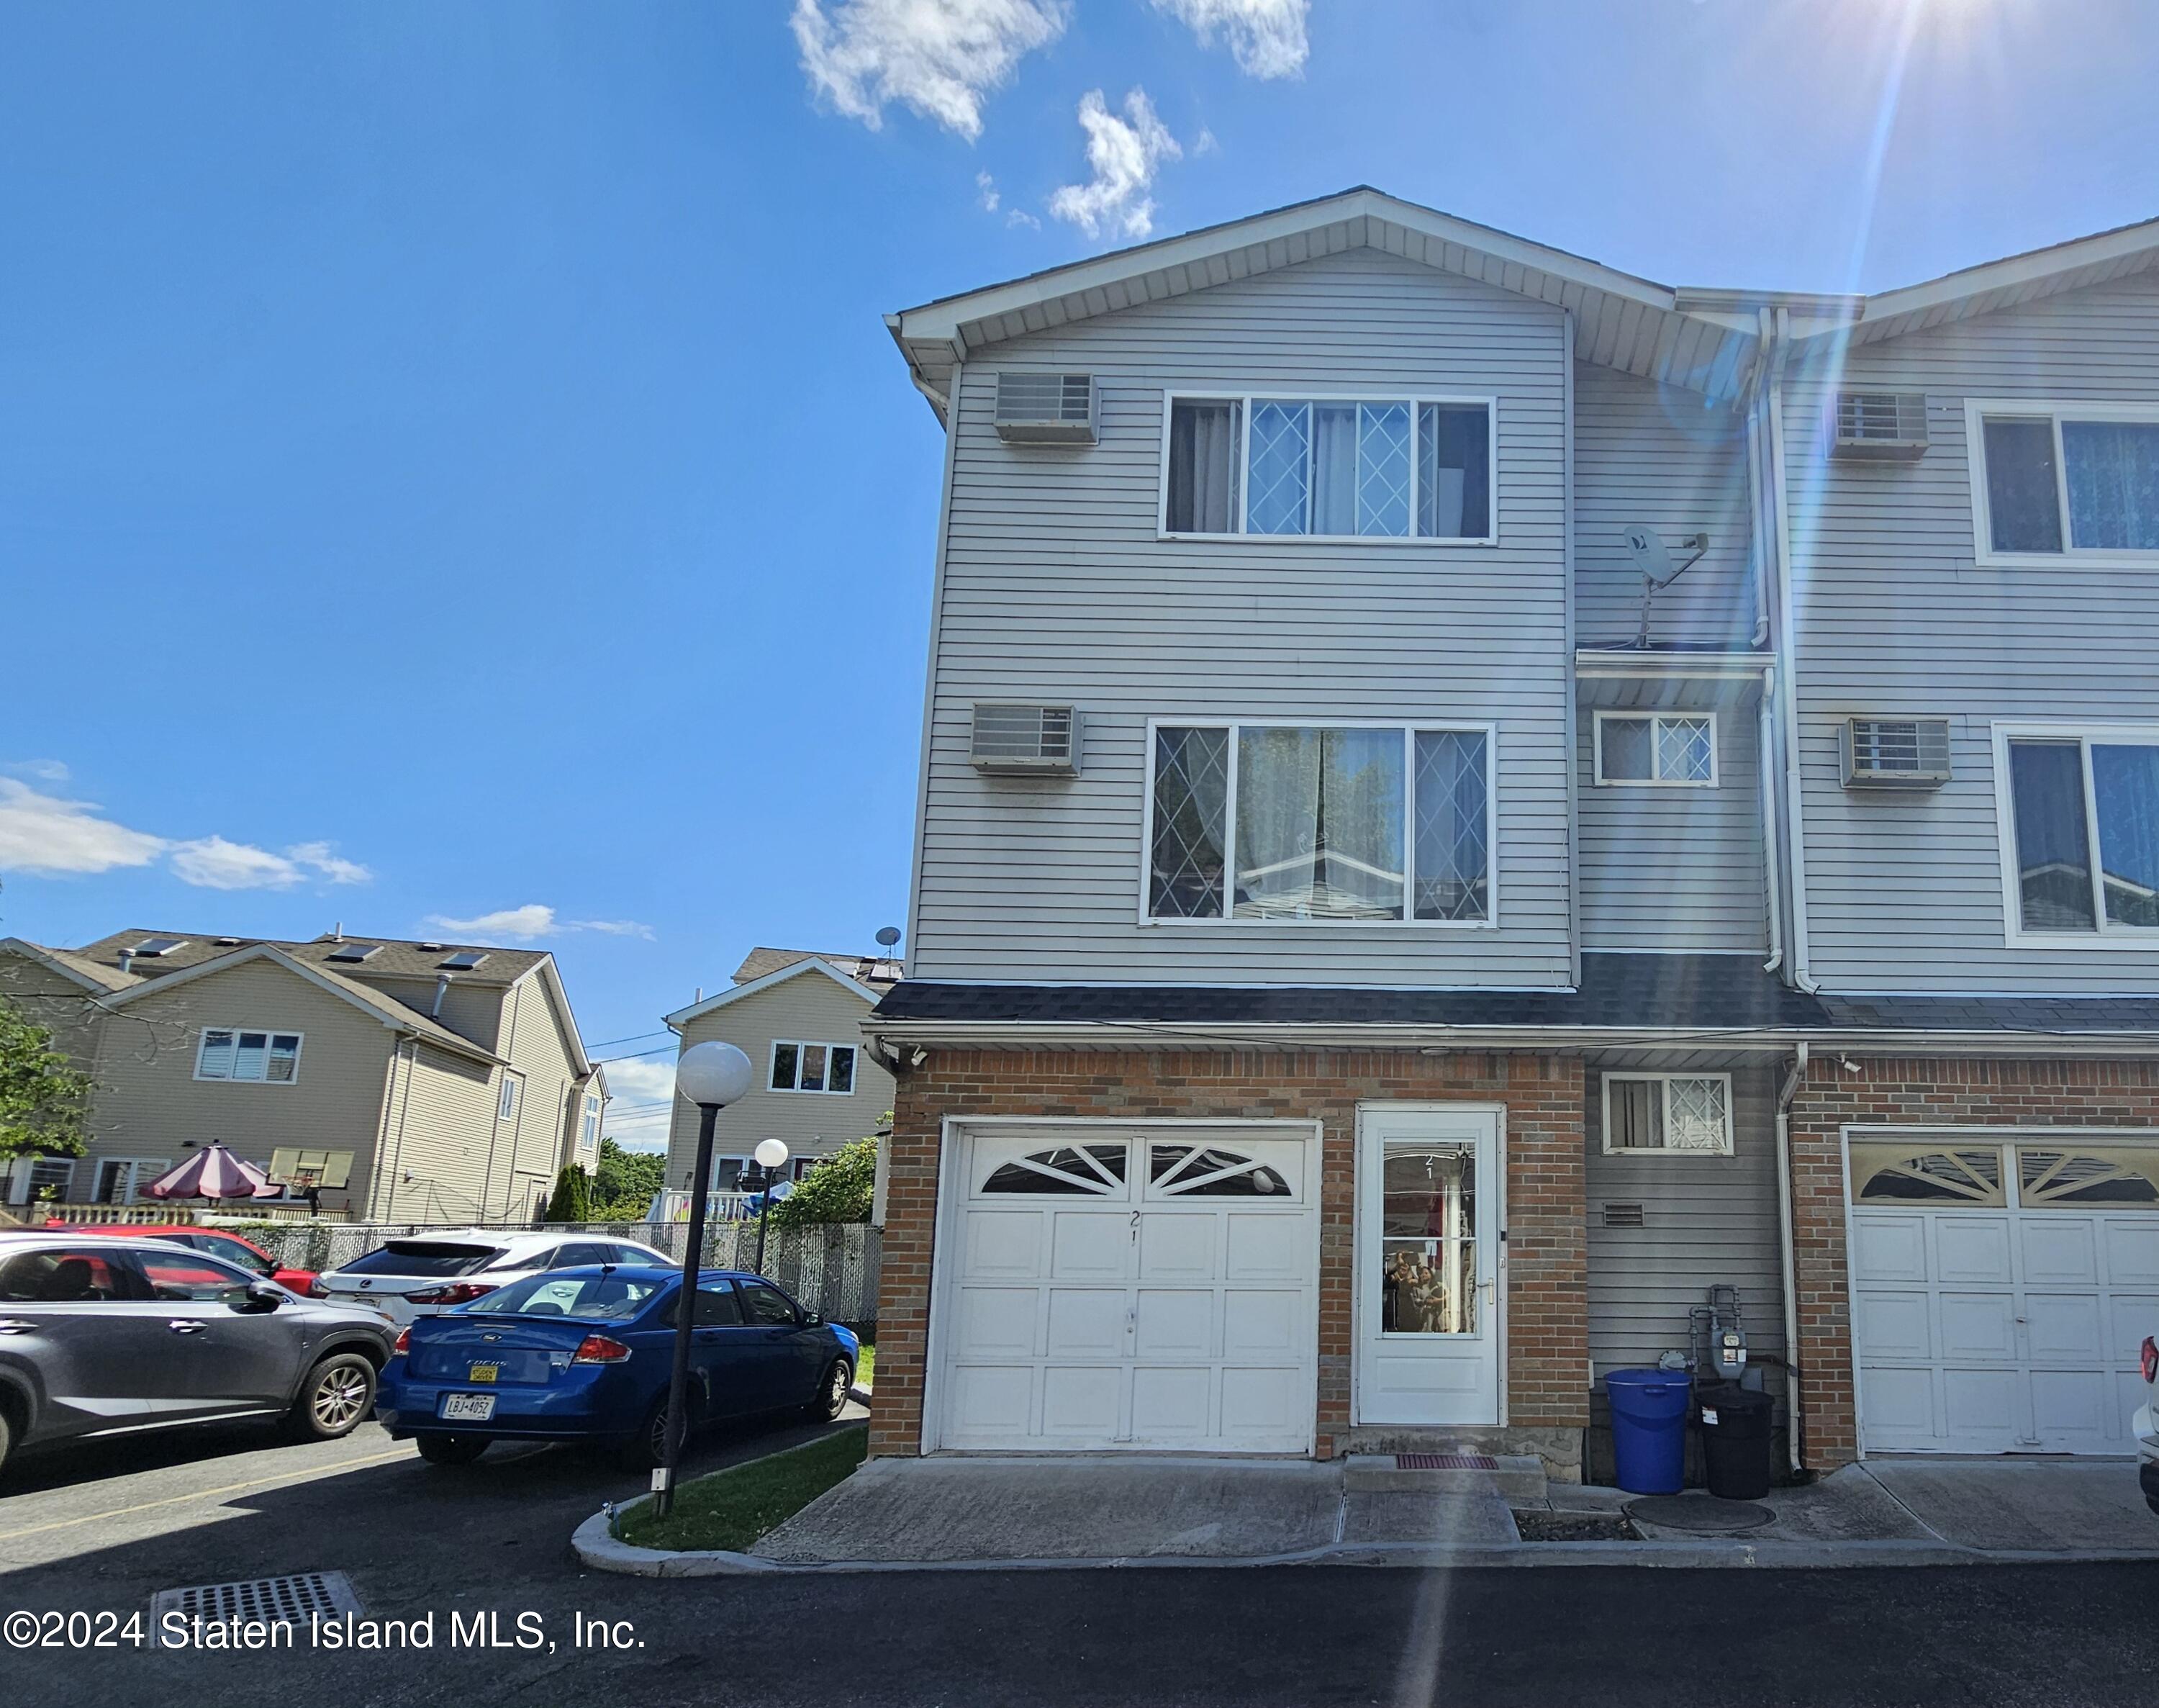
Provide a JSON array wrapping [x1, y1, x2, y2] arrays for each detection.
[[1967, 400, 2159, 563], [1162, 395, 1494, 541], [195, 1028, 303, 1083], [1603, 1074, 1732, 1155], [499, 1073, 522, 1121], [771, 1041, 857, 1094], [1999, 725, 2159, 941], [1146, 721, 1494, 923], [1593, 712, 1716, 786]]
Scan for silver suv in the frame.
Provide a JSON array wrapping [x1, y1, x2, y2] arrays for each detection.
[[0, 1235, 394, 1476]]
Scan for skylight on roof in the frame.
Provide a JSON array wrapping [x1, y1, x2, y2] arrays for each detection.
[[438, 950, 489, 970], [132, 937, 188, 957], [325, 943, 379, 963]]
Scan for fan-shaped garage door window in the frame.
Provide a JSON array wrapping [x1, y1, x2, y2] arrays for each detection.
[[980, 1144, 1129, 1195], [1850, 1145, 2007, 1206], [1147, 1144, 1290, 1198], [2017, 1147, 2159, 1206]]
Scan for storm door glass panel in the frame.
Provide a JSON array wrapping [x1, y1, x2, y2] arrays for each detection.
[[1234, 727, 1405, 919], [1357, 403, 1412, 536], [1246, 402, 1311, 534], [1310, 404, 1357, 535], [1166, 400, 1241, 533], [1412, 729, 1489, 921], [2063, 420, 2159, 550], [1380, 1142, 1476, 1334], [1416, 403, 1491, 538], [2091, 743, 2159, 928], [1983, 417, 2064, 553], [2009, 739, 2096, 931], [1150, 726, 1229, 918]]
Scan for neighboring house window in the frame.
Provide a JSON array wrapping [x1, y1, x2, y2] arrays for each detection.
[[581, 1093, 601, 1150], [1146, 721, 1493, 923], [1, 1156, 75, 1206], [711, 1155, 751, 1191], [1593, 712, 1716, 786], [1603, 1075, 1732, 1155], [195, 1028, 303, 1083], [769, 1042, 857, 1094], [1162, 394, 1494, 541], [94, 1157, 169, 1203], [1967, 401, 2159, 561], [499, 1072, 522, 1121], [1999, 726, 2159, 939]]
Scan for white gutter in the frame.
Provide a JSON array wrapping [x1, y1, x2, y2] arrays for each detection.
[[1766, 307, 1820, 992], [1774, 1041, 1809, 1472]]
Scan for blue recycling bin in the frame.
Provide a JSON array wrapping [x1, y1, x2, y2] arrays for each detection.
[[1606, 1369, 1692, 1494]]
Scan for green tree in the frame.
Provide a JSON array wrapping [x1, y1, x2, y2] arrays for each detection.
[[766, 1131, 879, 1229], [543, 1162, 594, 1223], [592, 1137, 665, 1215], [0, 997, 91, 1166]]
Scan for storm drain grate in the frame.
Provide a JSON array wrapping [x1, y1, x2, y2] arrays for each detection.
[[151, 1571, 362, 1641], [1395, 1452, 1498, 1470]]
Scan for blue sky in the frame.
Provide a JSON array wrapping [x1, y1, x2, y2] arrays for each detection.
[[4, 0, 2157, 1144]]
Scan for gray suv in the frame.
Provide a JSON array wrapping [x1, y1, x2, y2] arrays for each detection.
[[0, 1235, 394, 1475]]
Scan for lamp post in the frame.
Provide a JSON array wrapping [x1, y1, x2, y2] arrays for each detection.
[[656, 1040, 752, 1520], [742, 1137, 789, 1275]]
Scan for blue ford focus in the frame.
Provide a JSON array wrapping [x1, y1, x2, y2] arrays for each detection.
[[375, 1265, 858, 1468]]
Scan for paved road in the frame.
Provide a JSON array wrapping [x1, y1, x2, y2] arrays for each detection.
[[4, 1421, 2159, 1707]]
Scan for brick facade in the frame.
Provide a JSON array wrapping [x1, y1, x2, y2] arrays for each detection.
[[1787, 1053, 2159, 1467], [869, 1046, 1588, 1460]]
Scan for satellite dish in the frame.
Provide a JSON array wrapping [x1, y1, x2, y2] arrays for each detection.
[[875, 926, 902, 949], [1619, 524, 1710, 647]]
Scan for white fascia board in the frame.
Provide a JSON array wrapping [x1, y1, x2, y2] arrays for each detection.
[[1824, 220, 2159, 346], [663, 956, 880, 1029], [1575, 650, 1773, 681]]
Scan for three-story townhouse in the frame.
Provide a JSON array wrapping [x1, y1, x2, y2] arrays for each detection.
[[861, 189, 2159, 1481]]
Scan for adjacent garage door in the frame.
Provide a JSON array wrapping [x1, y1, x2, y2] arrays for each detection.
[[1848, 1136, 2159, 1454], [929, 1122, 1320, 1454]]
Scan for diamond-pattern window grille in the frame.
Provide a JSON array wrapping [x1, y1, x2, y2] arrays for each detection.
[[1413, 730, 1489, 921], [1246, 402, 1311, 535], [1658, 717, 1714, 783], [1358, 403, 1412, 536], [1150, 726, 1228, 918], [1665, 1078, 1729, 1152]]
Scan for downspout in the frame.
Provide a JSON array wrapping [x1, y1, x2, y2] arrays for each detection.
[[368, 1039, 402, 1221], [386, 1038, 417, 1220], [1562, 315, 1582, 991], [1766, 306, 1819, 991], [1759, 667, 1785, 974], [1774, 1041, 1809, 1473]]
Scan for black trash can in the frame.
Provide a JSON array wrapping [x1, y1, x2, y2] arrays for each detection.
[[1698, 1383, 1774, 1500]]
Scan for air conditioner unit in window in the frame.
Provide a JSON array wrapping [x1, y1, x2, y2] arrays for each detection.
[[1842, 718, 1952, 788], [971, 704, 1080, 775], [1828, 392, 1929, 460], [994, 372, 1096, 444]]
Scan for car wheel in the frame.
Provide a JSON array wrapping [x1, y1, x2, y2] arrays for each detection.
[[415, 1434, 490, 1466], [808, 1358, 853, 1422], [0, 1408, 12, 1479], [287, 1352, 376, 1442], [620, 1398, 674, 1472]]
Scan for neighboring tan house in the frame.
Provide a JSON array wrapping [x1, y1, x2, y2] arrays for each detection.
[[0, 928, 605, 1221], [864, 186, 2159, 1477], [661, 948, 900, 1194]]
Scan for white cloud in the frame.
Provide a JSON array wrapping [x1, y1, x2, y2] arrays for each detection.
[[793, 0, 1069, 140], [1048, 89, 1182, 240], [1007, 207, 1041, 230], [168, 836, 306, 891], [286, 841, 373, 885], [4, 759, 70, 782], [976, 169, 1000, 212], [1193, 125, 1220, 155], [0, 779, 166, 877], [1150, 0, 1309, 78], [427, 904, 654, 944]]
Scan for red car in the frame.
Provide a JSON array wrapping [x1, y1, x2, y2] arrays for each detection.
[[41, 1224, 317, 1293]]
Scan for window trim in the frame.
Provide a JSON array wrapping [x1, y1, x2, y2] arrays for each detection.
[[193, 1026, 305, 1085], [1991, 719, 2159, 949], [1138, 715, 1500, 929], [499, 1072, 523, 1122], [1963, 398, 2159, 568], [1591, 710, 1719, 788], [768, 1040, 861, 1095], [1157, 390, 1500, 546], [1600, 1072, 1734, 1157]]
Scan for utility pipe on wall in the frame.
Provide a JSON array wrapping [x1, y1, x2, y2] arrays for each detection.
[[1774, 1041, 1809, 1472]]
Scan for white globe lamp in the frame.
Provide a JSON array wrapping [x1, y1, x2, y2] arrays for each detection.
[[676, 1040, 753, 1109], [753, 1137, 790, 1171]]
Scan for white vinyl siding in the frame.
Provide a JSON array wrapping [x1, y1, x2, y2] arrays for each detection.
[[194, 1027, 303, 1084], [911, 247, 1573, 988]]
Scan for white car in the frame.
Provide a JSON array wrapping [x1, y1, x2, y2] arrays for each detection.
[[315, 1230, 676, 1326], [2138, 1334, 2159, 1516]]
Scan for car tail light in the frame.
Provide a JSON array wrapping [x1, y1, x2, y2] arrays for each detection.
[[571, 1334, 631, 1365], [393, 1327, 411, 1356], [307, 1278, 330, 1298], [2142, 1336, 2157, 1386], [405, 1282, 499, 1306]]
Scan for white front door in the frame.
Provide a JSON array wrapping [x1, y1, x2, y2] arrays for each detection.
[[1355, 1106, 1501, 1427], [931, 1121, 1321, 1454]]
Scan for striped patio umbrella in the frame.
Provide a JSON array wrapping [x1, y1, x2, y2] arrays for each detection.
[[141, 1144, 277, 1201]]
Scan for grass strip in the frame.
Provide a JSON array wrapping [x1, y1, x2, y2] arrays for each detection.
[[619, 1425, 867, 1553]]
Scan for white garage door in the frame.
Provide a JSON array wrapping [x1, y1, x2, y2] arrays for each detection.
[[1849, 1137, 2159, 1454], [930, 1122, 1320, 1454]]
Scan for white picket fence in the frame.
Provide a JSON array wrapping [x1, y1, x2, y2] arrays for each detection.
[[227, 1219, 882, 1329]]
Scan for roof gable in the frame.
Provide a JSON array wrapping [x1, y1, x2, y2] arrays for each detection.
[[666, 956, 882, 1029]]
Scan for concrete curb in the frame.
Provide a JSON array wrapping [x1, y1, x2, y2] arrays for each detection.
[[570, 1512, 2159, 1577]]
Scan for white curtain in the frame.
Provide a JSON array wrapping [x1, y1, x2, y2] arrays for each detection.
[[1311, 404, 1357, 535], [1234, 726, 1404, 918]]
